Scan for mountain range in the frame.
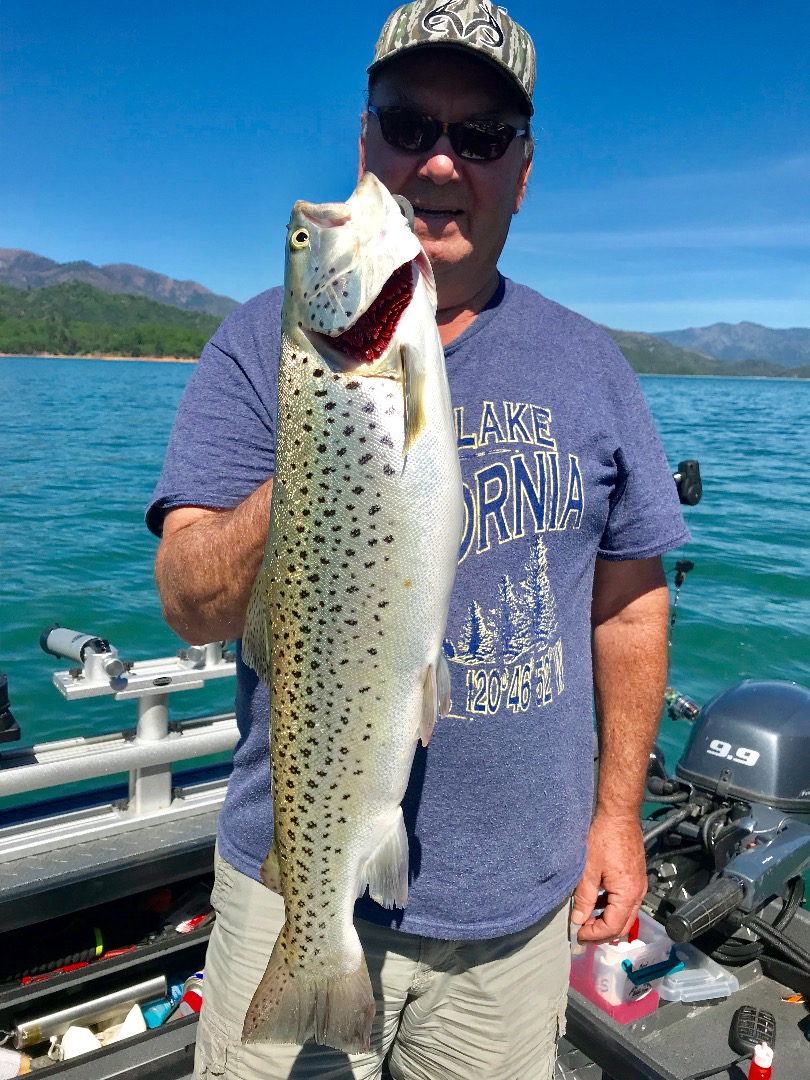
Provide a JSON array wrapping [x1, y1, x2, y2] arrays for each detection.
[[654, 322, 810, 368], [0, 249, 239, 319]]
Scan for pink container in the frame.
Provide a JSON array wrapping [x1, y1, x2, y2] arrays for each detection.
[[569, 935, 661, 1024]]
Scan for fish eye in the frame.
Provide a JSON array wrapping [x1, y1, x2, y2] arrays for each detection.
[[290, 228, 310, 250]]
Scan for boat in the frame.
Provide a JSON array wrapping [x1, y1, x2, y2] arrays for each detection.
[[3, 461, 810, 1079]]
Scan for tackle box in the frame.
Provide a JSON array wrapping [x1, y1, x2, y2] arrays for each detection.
[[0, 807, 219, 1075]]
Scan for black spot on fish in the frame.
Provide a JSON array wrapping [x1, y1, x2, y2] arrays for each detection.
[[346, 380, 360, 390]]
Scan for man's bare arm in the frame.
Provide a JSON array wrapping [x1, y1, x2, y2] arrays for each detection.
[[572, 554, 670, 943], [154, 478, 273, 644]]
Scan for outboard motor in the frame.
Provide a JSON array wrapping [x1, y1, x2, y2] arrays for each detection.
[[645, 681, 810, 990]]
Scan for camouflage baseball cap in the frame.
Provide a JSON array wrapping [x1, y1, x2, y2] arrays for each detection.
[[369, 1, 536, 116]]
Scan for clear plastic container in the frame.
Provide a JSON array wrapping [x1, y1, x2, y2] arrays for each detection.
[[658, 941, 740, 1002]]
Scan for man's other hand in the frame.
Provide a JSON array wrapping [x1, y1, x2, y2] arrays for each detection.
[[570, 812, 647, 944]]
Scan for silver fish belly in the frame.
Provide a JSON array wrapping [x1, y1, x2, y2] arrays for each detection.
[[241, 173, 463, 1053]]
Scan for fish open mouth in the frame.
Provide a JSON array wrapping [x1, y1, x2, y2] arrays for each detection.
[[331, 261, 414, 363]]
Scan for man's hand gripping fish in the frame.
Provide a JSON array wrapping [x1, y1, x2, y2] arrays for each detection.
[[241, 172, 464, 1053]]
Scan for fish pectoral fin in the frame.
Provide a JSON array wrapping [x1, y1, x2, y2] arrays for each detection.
[[360, 808, 409, 909], [437, 652, 452, 717], [401, 343, 427, 457], [242, 924, 375, 1054], [260, 841, 282, 893], [242, 570, 273, 687], [420, 662, 438, 746]]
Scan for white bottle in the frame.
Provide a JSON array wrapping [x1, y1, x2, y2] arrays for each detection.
[[592, 940, 651, 1005]]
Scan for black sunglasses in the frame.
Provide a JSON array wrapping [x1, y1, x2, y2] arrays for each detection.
[[368, 105, 527, 162]]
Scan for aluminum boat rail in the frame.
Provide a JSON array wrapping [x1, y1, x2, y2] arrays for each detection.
[[0, 635, 239, 865]]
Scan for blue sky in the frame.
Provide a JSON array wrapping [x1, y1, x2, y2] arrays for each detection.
[[2, 1, 807, 331]]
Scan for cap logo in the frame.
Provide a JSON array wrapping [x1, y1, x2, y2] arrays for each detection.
[[422, 1, 504, 49]]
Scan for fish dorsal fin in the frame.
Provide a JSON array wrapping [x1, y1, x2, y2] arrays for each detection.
[[400, 343, 427, 457], [359, 808, 409, 909], [242, 568, 274, 687], [260, 840, 282, 893]]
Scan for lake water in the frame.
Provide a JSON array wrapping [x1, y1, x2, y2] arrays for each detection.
[[2, 357, 809, 788]]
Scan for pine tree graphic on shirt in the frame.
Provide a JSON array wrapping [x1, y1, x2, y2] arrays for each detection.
[[450, 536, 557, 665], [521, 536, 557, 650], [492, 574, 532, 662], [454, 599, 497, 663]]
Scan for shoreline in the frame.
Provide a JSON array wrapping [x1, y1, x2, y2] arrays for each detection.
[[2, 354, 805, 380], [0, 352, 197, 364]]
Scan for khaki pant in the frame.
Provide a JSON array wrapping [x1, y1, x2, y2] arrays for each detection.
[[196, 852, 570, 1080]]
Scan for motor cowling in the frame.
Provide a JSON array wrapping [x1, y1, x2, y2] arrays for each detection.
[[676, 681, 810, 820]]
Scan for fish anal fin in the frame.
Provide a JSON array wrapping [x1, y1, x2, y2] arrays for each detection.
[[260, 841, 282, 893], [242, 925, 375, 1054], [242, 570, 273, 687], [360, 808, 409, 909], [400, 343, 427, 457]]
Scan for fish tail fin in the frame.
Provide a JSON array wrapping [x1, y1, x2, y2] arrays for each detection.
[[242, 571, 273, 686], [361, 807, 409, 908], [242, 925, 375, 1054], [315, 947, 376, 1053]]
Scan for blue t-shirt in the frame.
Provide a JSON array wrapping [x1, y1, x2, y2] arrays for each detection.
[[147, 276, 690, 940]]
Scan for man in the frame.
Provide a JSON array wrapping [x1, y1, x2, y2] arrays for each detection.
[[148, 3, 690, 1077]]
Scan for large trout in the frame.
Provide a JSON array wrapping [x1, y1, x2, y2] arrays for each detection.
[[241, 172, 463, 1053]]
